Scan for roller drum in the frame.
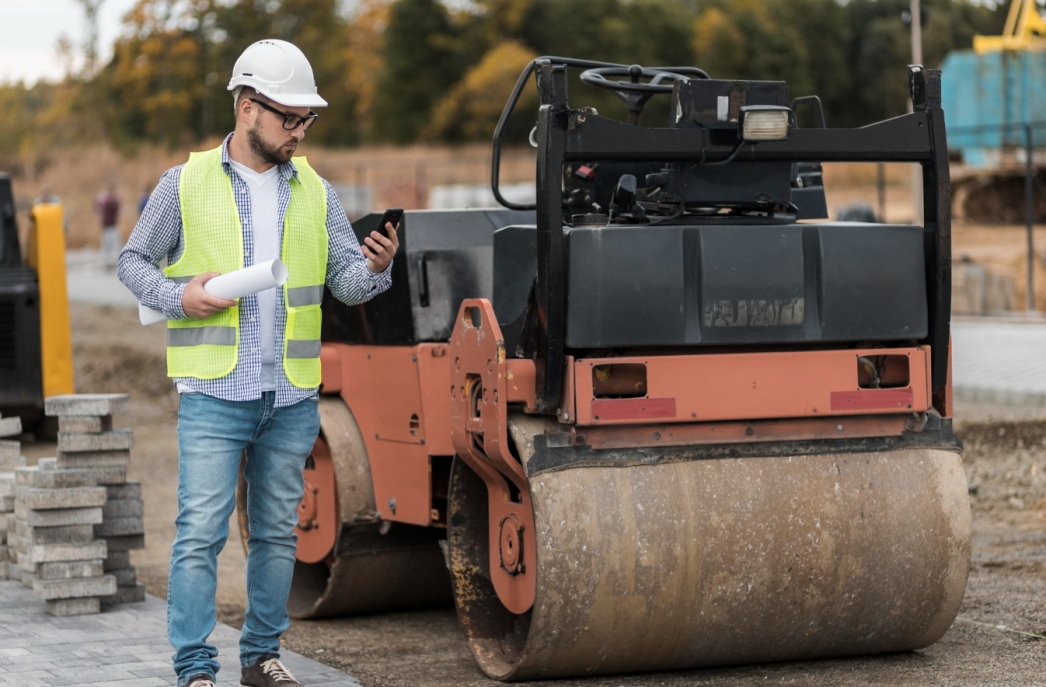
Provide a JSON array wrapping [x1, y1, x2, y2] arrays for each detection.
[[449, 444, 971, 680]]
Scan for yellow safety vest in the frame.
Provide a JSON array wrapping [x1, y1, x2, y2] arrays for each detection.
[[165, 146, 329, 388]]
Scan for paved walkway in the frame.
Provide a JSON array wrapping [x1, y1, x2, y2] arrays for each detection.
[[952, 317, 1046, 406], [0, 580, 360, 687], [65, 250, 139, 308]]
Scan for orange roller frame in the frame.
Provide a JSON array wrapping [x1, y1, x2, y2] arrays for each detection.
[[574, 347, 931, 426]]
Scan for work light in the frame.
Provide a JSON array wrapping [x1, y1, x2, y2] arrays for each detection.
[[739, 105, 792, 141]]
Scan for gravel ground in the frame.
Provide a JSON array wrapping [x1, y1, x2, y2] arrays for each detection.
[[22, 302, 1044, 687]]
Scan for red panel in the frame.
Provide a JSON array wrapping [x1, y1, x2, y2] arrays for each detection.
[[830, 389, 914, 411], [591, 397, 677, 421]]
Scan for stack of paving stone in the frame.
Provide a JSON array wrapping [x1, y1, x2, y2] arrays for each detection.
[[46, 393, 146, 607], [12, 456, 114, 615], [0, 413, 24, 580]]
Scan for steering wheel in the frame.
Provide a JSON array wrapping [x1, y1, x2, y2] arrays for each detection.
[[580, 65, 708, 123], [581, 65, 706, 93]]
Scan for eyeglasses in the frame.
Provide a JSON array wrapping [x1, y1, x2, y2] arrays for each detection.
[[248, 98, 318, 131]]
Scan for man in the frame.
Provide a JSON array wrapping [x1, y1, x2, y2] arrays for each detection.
[[96, 182, 121, 268], [118, 39, 399, 687]]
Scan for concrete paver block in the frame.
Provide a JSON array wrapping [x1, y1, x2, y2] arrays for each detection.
[[105, 482, 141, 501], [0, 455, 25, 472], [100, 582, 145, 606], [19, 486, 108, 510], [0, 416, 22, 438], [103, 550, 130, 572], [0, 473, 13, 496], [56, 451, 131, 469], [33, 574, 116, 600], [58, 415, 113, 434], [110, 568, 136, 586], [0, 558, 8, 579], [28, 540, 107, 564], [57, 430, 133, 453], [38, 457, 57, 470], [36, 559, 104, 580], [46, 596, 101, 616], [102, 499, 144, 519], [16, 522, 96, 545], [16, 466, 97, 489], [20, 506, 104, 528], [101, 534, 145, 552], [45, 394, 130, 418], [94, 517, 144, 537], [1, 493, 14, 511], [0, 439, 21, 460], [89, 465, 128, 486]]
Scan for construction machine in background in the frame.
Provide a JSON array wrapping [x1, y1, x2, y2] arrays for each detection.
[[237, 58, 970, 680], [942, 0, 1046, 223], [0, 175, 75, 435]]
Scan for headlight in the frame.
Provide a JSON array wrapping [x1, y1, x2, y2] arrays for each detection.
[[739, 105, 791, 141]]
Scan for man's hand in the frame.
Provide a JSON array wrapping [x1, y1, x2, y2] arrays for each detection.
[[362, 222, 399, 273], [181, 272, 237, 319]]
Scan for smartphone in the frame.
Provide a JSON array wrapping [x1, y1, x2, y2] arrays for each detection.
[[375, 207, 404, 240]]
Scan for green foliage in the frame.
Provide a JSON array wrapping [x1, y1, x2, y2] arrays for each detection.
[[425, 40, 539, 143], [371, 0, 470, 143]]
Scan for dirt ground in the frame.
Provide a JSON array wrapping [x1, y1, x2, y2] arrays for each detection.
[[13, 300, 1042, 686]]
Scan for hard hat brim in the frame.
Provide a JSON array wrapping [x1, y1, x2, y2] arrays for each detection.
[[266, 93, 329, 109], [227, 77, 328, 108]]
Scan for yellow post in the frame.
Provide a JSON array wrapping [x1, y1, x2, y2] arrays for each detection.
[[27, 204, 75, 398]]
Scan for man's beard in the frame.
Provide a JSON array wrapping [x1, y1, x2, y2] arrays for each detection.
[[248, 125, 294, 165]]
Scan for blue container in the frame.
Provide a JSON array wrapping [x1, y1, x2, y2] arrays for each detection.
[[940, 49, 1046, 165]]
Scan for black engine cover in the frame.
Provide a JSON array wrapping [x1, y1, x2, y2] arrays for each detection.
[[494, 222, 927, 351]]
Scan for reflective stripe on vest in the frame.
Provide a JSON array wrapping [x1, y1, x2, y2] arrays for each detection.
[[165, 146, 328, 387], [168, 327, 237, 346], [286, 285, 324, 307]]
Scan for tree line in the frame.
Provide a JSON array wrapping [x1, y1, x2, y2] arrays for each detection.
[[0, 0, 1008, 167]]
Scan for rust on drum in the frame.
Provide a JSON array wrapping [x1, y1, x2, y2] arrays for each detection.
[[449, 438, 971, 680]]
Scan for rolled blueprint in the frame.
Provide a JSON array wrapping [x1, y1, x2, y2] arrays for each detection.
[[139, 259, 289, 325]]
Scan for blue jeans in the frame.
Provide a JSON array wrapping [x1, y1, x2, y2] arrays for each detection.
[[168, 391, 320, 686]]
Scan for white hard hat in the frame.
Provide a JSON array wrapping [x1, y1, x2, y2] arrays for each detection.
[[227, 39, 327, 108]]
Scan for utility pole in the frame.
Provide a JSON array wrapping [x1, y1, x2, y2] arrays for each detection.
[[74, 0, 106, 77], [909, 0, 924, 225]]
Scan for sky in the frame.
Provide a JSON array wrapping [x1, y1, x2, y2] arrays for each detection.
[[0, 0, 141, 85]]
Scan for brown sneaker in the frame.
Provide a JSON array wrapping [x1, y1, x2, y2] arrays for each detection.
[[240, 654, 303, 686], [186, 675, 216, 687]]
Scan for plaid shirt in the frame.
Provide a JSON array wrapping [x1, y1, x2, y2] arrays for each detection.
[[118, 134, 391, 407]]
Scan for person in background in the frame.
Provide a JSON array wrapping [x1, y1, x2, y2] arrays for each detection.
[[33, 185, 60, 206], [96, 183, 121, 268]]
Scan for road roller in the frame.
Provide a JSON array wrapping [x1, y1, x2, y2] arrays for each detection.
[[238, 57, 971, 680]]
